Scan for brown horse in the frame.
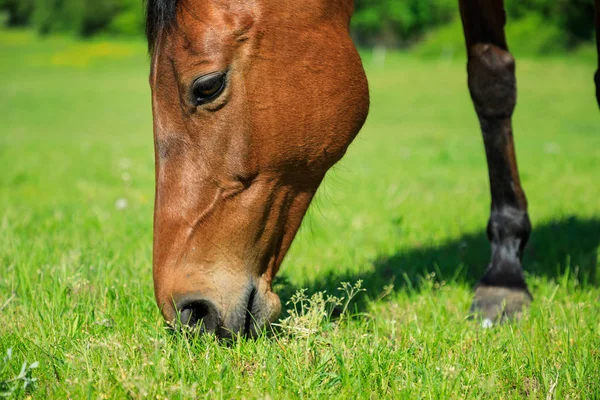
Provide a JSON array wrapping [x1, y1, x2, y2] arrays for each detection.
[[147, 0, 600, 337]]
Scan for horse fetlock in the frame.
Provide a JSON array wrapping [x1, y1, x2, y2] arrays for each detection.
[[467, 43, 516, 119], [487, 208, 531, 251], [469, 285, 532, 324]]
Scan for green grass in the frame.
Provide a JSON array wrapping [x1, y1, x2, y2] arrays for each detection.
[[1, 29, 599, 398]]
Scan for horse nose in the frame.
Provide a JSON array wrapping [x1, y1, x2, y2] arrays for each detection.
[[177, 298, 220, 333]]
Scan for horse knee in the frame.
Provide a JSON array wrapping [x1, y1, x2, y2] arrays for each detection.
[[467, 44, 516, 119]]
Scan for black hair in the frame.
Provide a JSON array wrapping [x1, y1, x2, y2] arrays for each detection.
[[145, 0, 179, 53]]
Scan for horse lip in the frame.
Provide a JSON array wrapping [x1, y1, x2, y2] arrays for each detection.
[[243, 286, 258, 337]]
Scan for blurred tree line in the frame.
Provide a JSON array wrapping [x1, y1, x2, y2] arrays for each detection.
[[0, 0, 596, 51], [0, 0, 142, 36]]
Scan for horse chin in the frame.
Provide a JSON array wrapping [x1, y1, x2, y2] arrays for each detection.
[[159, 267, 282, 339]]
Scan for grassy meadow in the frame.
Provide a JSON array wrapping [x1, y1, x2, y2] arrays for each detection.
[[0, 29, 599, 398]]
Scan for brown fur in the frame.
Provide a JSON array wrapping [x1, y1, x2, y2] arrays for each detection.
[[150, 0, 368, 334]]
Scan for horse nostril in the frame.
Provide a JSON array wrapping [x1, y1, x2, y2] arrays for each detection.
[[177, 299, 219, 333]]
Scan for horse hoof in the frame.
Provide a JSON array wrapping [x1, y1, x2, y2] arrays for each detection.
[[469, 285, 532, 326]]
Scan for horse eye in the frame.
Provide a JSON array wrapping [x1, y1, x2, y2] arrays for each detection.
[[191, 72, 226, 105]]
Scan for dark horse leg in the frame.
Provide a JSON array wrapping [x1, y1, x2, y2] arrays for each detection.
[[458, 0, 532, 323], [595, 0, 600, 106]]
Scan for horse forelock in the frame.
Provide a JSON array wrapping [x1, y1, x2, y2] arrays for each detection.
[[146, 0, 180, 54]]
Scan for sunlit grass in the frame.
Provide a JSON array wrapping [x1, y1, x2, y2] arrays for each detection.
[[0, 30, 599, 398]]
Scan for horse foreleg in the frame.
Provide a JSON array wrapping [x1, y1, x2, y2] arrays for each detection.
[[595, 0, 600, 107], [458, 0, 532, 323]]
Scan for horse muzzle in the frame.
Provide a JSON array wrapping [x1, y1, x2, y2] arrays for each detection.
[[159, 273, 281, 338]]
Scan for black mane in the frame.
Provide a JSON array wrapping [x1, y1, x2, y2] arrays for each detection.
[[145, 0, 179, 53]]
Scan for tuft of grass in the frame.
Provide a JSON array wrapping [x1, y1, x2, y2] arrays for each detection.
[[274, 281, 366, 337], [0, 348, 39, 398], [0, 29, 599, 398]]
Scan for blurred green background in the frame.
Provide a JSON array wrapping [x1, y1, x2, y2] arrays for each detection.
[[1, 1, 599, 398], [0, 0, 597, 54]]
